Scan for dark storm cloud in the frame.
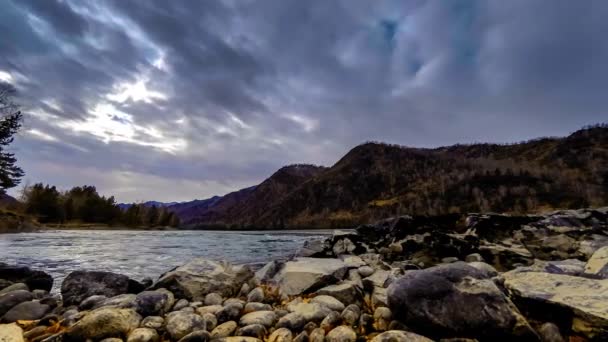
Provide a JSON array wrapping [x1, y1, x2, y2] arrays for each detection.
[[1, 0, 607, 202]]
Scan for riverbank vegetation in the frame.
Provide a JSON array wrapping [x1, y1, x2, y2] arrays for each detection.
[[19, 183, 179, 228]]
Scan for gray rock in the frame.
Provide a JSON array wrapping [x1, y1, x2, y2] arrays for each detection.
[[503, 271, 608, 340], [98, 294, 137, 309], [243, 302, 271, 314], [239, 310, 276, 327], [126, 328, 159, 342], [320, 311, 341, 332], [201, 312, 217, 331], [0, 263, 53, 292], [254, 260, 283, 285], [216, 303, 243, 323], [388, 262, 535, 340], [165, 311, 206, 340], [341, 305, 360, 326], [210, 321, 237, 338], [310, 295, 344, 311], [1, 301, 50, 322], [239, 283, 251, 297], [268, 327, 293, 342], [333, 238, 356, 256], [297, 239, 326, 257], [287, 302, 331, 322], [315, 282, 362, 305], [272, 258, 348, 296], [370, 330, 434, 342], [309, 328, 325, 342], [358, 266, 374, 277], [177, 330, 211, 342], [0, 290, 34, 317], [236, 324, 266, 339], [140, 316, 164, 329], [0, 283, 28, 295], [276, 312, 306, 330], [465, 253, 484, 262], [204, 293, 223, 306], [247, 287, 264, 303], [151, 258, 253, 301], [32, 289, 48, 299], [134, 290, 172, 316], [362, 270, 391, 290], [174, 299, 189, 311], [0, 323, 24, 342], [585, 246, 608, 278], [61, 270, 136, 306], [467, 262, 498, 277], [79, 295, 108, 310], [196, 305, 223, 316], [538, 322, 564, 342], [65, 308, 141, 341], [326, 326, 356, 342], [223, 298, 245, 307]]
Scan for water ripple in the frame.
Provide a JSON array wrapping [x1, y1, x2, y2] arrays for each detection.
[[0, 229, 335, 291]]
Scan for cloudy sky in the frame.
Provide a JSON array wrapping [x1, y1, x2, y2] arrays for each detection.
[[1, 0, 606, 202]]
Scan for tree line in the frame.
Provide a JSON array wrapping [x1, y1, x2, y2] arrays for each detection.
[[21, 183, 180, 227]]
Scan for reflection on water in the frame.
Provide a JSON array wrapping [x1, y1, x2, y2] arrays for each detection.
[[0, 229, 335, 290]]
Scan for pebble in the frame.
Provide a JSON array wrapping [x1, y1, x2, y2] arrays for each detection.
[[236, 324, 266, 339], [247, 287, 265, 303], [358, 266, 375, 277], [320, 311, 342, 332], [173, 299, 189, 311], [326, 326, 356, 342], [201, 312, 218, 331], [276, 312, 306, 330], [538, 322, 565, 342], [309, 328, 325, 342], [140, 316, 164, 329], [196, 305, 223, 316], [165, 311, 206, 340], [268, 327, 293, 342], [310, 295, 345, 311], [210, 321, 238, 338], [204, 293, 223, 306], [126, 328, 159, 342], [243, 302, 272, 313], [293, 331, 308, 342], [216, 303, 243, 323], [239, 310, 276, 327]]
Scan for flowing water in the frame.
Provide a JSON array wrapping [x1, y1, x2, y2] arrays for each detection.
[[0, 229, 337, 290]]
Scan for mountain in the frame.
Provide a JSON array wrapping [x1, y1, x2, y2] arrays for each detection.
[[173, 124, 608, 229], [117, 201, 179, 210], [169, 164, 327, 227]]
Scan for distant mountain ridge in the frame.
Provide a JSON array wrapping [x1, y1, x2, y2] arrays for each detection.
[[117, 200, 181, 210], [169, 124, 608, 229]]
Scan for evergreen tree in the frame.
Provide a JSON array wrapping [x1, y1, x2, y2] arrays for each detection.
[[0, 83, 24, 193]]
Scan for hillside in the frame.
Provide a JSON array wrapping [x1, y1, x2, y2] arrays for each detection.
[[170, 164, 327, 227], [172, 125, 608, 229]]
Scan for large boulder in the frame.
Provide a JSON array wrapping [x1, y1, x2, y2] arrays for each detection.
[[151, 258, 253, 301], [387, 262, 535, 340], [64, 308, 141, 341], [503, 271, 608, 340], [271, 258, 349, 296], [61, 271, 141, 306], [0, 263, 53, 292]]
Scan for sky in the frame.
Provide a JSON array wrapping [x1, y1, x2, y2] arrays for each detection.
[[1, 0, 607, 203]]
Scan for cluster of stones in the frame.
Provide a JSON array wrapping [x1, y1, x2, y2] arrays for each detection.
[[0, 207, 606, 341]]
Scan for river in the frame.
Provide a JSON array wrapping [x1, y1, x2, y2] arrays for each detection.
[[0, 229, 337, 290]]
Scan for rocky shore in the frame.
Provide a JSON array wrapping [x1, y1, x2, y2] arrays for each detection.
[[1, 208, 607, 341]]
